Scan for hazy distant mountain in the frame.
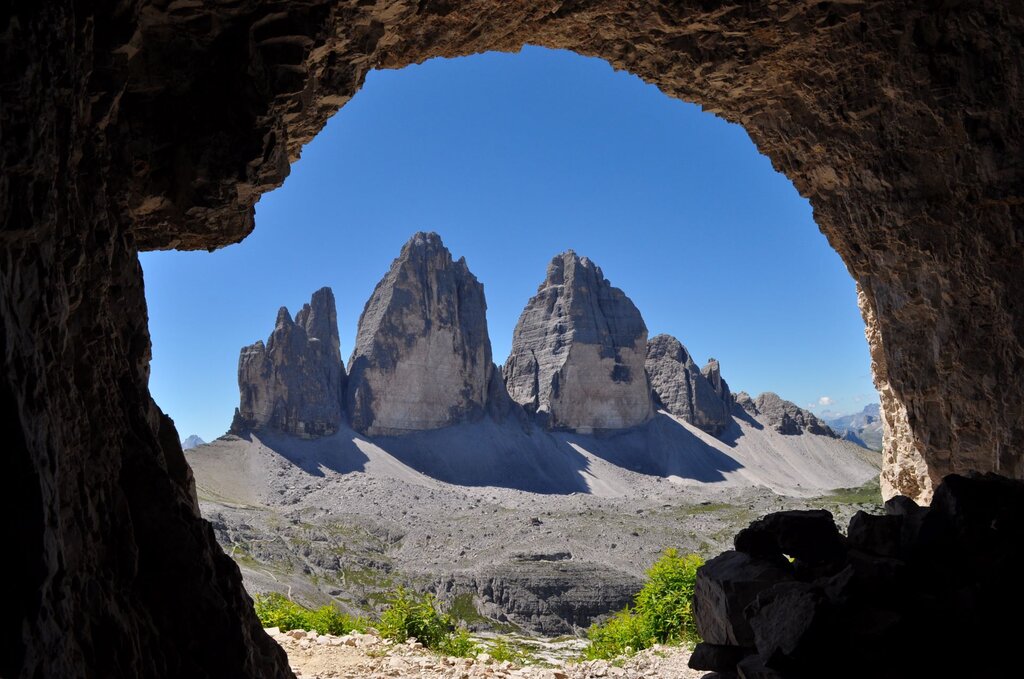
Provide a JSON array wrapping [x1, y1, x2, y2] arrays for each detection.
[[181, 434, 206, 450], [826, 404, 883, 451]]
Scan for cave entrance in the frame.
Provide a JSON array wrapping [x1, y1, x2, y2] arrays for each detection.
[[142, 45, 884, 643], [9, 2, 1021, 677]]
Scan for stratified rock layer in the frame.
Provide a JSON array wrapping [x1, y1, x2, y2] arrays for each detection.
[[646, 334, 732, 435], [735, 392, 837, 437], [503, 252, 653, 433], [233, 287, 344, 438], [347, 233, 498, 436]]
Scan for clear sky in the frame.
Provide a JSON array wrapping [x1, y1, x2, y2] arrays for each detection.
[[141, 46, 877, 443]]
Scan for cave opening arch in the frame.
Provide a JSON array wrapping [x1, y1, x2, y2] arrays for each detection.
[[131, 2, 1022, 504], [4, 1, 1022, 677]]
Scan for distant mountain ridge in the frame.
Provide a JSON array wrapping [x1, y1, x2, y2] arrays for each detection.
[[826, 404, 883, 450], [181, 434, 206, 450], [196, 232, 881, 636], [229, 231, 848, 452]]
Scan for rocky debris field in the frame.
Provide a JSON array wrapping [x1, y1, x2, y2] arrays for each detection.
[[190, 419, 880, 634], [268, 627, 701, 679]]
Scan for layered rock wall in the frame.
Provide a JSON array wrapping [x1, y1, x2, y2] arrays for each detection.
[[346, 233, 498, 436], [234, 287, 345, 438], [503, 251, 653, 433]]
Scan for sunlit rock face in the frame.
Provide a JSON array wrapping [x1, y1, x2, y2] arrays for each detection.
[[646, 334, 732, 435], [233, 287, 345, 438], [504, 251, 653, 433], [346, 232, 501, 436]]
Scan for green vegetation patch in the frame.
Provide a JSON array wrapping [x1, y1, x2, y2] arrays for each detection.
[[584, 549, 703, 660], [449, 593, 487, 625], [486, 637, 536, 665], [378, 586, 479, 658], [821, 478, 882, 505], [253, 592, 368, 636]]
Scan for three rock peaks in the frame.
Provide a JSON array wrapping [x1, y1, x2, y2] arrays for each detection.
[[232, 232, 833, 441]]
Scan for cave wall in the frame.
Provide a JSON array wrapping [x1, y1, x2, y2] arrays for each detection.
[[2, 0, 1021, 676], [0, 2, 290, 676]]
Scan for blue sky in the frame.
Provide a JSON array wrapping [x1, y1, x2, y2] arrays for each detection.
[[141, 46, 877, 443]]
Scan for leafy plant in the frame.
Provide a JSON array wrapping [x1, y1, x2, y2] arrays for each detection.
[[378, 586, 479, 657], [487, 637, 533, 665], [583, 549, 704, 659], [253, 592, 367, 635], [438, 627, 479, 658]]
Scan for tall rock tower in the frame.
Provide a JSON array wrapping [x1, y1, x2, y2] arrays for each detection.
[[503, 251, 654, 433], [346, 232, 507, 436], [232, 287, 345, 438]]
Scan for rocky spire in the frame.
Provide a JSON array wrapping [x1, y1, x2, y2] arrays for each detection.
[[645, 334, 732, 435], [701, 357, 732, 407], [502, 250, 653, 433], [231, 287, 345, 438], [346, 232, 509, 436]]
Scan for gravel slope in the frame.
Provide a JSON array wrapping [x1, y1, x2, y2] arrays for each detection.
[[188, 411, 880, 632]]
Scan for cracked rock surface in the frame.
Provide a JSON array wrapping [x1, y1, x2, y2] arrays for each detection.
[[503, 251, 653, 433], [346, 233, 501, 436], [234, 287, 345, 438]]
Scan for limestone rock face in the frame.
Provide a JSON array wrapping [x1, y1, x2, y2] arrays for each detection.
[[233, 287, 345, 438], [346, 233, 500, 436], [646, 334, 732, 435], [859, 285, 934, 503], [735, 392, 837, 437], [503, 251, 653, 433]]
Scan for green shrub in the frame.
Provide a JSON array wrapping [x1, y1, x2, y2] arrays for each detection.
[[378, 587, 458, 650], [253, 592, 367, 636], [584, 549, 704, 659], [487, 637, 533, 665], [438, 627, 480, 658]]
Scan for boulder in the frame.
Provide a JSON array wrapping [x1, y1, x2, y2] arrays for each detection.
[[692, 474, 1024, 678], [346, 232, 506, 435], [503, 250, 653, 433], [734, 510, 846, 565], [689, 643, 755, 672], [645, 334, 732, 435], [693, 551, 794, 646], [232, 287, 344, 438]]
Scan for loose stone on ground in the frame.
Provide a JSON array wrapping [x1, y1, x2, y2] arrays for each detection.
[[267, 628, 702, 679]]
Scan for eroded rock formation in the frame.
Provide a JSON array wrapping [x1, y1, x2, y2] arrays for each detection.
[[646, 334, 732, 435], [232, 287, 345, 438], [690, 474, 1024, 678], [346, 233, 502, 436], [734, 391, 836, 437], [5, 1, 1023, 676], [503, 251, 653, 433], [701, 358, 732, 408]]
